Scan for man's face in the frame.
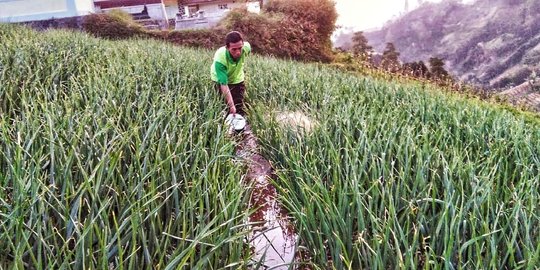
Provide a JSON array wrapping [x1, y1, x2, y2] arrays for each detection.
[[227, 40, 243, 60]]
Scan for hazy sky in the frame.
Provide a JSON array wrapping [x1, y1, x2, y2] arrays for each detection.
[[335, 0, 474, 31]]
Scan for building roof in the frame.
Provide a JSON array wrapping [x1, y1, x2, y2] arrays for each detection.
[[180, 0, 233, 4], [95, 0, 162, 9], [177, 0, 259, 5]]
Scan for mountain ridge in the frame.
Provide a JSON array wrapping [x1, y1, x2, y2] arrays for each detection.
[[355, 0, 540, 90]]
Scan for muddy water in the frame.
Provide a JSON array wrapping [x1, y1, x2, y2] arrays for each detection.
[[235, 125, 298, 269]]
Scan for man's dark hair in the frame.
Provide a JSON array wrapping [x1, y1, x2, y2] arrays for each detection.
[[225, 31, 243, 47]]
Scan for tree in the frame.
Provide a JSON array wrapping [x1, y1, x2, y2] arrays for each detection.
[[429, 57, 450, 81], [381, 42, 400, 72], [351, 31, 373, 63], [403, 61, 430, 78], [528, 70, 540, 92]]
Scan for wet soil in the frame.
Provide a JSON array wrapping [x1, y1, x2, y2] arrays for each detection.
[[234, 125, 298, 269]]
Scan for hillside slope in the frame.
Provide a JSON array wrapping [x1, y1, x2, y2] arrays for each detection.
[[498, 82, 540, 112], [363, 0, 540, 89]]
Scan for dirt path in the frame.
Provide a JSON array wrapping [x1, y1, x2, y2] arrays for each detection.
[[234, 125, 298, 269]]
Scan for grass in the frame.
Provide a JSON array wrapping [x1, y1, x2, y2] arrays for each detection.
[[0, 24, 252, 269], [248, 57, 540, 269]]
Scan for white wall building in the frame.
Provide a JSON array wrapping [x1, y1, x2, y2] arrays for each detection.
[[94, 0, 168, 23], [0, 0, 95, 23], [171, 0, 260, 30], [0, 0, 259, 29]]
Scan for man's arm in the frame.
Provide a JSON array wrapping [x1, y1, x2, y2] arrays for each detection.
[[219, 84, 236, 114], [215, 62, 236, 114]]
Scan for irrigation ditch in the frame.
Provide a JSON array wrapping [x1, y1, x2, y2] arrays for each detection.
[[234, 124, 298, 269]]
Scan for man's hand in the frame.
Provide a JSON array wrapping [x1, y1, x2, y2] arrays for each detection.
[[220, 84, 236, 114]]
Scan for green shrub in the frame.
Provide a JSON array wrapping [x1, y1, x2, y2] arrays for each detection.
[[219, 8, 272, 53], [220, 5, 335, 62], [166, 29, 224, 49], [80, 1, 337, 62], [82, 10, 147, 40], [264, 0, 337, 41]]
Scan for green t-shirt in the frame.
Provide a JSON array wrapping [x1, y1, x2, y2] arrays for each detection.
[[210, 42, 251, 85]]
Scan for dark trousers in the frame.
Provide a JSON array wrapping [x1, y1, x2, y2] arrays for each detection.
[[214, 82, 246, 115]]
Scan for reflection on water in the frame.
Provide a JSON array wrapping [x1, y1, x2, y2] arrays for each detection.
[[235, 125, 298, 269]]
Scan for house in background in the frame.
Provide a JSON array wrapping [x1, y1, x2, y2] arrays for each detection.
[[167, 0, 261, 30], [0, 0, 167, 26], [94, 0, 168, 29], [0, 0, 261, 30], [0, 0, 95, 23]]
